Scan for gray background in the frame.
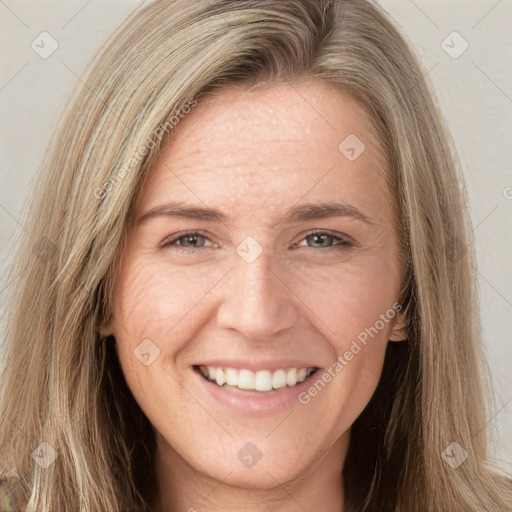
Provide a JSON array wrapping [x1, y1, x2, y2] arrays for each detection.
[[1, 0, 511, 474]]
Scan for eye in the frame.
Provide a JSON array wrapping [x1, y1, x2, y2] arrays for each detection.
[[160, 230, 352, 253], [293, 231, 353, 250], [161, 231, 217, 251]]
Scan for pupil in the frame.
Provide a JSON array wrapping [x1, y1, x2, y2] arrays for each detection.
[[312, 234, 328, 247]]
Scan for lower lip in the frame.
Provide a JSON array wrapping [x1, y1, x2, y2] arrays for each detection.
[[193, 367, 318, 415]]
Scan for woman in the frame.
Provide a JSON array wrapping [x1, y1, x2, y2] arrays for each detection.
[[0, 0, 510, 510]]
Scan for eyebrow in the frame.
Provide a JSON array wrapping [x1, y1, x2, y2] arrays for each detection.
[[136, 201, 374, 225]]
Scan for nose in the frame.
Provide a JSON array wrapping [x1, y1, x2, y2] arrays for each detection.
[[216, 254, 299, 341]]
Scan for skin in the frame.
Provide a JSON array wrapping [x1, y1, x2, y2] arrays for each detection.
[[101, 79, 407, 512]]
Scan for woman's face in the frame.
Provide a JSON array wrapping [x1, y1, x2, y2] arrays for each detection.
[[105, 80, 406, 494]]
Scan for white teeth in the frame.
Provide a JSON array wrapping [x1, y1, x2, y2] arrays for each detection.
[[198, 365, 316, 392], [238, 369, 255, 390], [215, 368, 225, 386], [286, 368, 297, 386], [254, 370, 273, 392], [297, 368, 307, 382], [225, 367, 238, 386], [272, 369, 287, 389]]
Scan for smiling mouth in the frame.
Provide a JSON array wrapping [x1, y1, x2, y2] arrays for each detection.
[[194, 365, 319, 393]]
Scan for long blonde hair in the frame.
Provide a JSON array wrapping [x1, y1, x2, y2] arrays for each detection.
[[1, 0, 510, 510]]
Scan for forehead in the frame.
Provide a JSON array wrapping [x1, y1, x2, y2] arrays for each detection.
[[134, 80, 390, 224]]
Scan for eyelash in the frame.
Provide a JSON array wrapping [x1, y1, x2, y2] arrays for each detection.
[[161, 230, 353, 252]]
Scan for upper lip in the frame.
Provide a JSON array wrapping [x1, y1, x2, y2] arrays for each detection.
[[193, 360, 321, 372]]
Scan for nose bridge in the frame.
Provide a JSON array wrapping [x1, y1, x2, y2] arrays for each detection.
[[216, 247, 298, 339], [236, 253, 277, 304]]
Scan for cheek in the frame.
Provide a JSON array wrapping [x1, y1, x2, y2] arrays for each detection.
[[109, 257, 224, 424], [112, 256, 227, 341], [296, 285, 394, 437], [110, 257, 226, 397], [289, 252, 399, 419], [290, 249, 400, 344]]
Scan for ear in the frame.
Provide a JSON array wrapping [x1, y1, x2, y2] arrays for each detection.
[[388, 311, 408, 342], [98, 317, 114, 338]]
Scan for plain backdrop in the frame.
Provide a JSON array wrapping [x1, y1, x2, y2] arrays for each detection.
[[1, 0, 511, 474]]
